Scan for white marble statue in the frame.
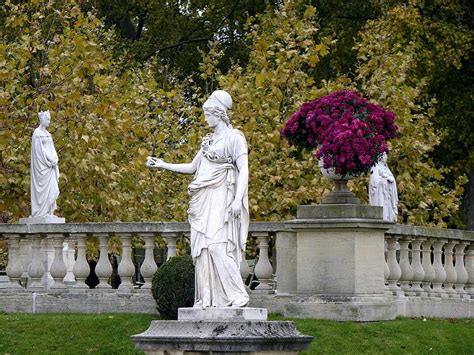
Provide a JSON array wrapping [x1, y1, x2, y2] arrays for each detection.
[[30, 110, 60, 218], [369, 152, 398, 222], [146, 90, 250, 308]]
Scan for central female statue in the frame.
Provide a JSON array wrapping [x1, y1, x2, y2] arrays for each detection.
[[146, 90, 250, 308]]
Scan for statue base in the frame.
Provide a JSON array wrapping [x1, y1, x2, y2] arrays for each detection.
[[132, 307, 312, 354], [19, 216, 65, 224], [178, 307, 267, 321]]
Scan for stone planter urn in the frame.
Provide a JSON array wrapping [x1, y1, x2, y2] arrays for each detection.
[[318, 158, 360, 205]]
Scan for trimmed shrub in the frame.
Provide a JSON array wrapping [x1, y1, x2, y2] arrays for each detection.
[[151, 255, 195, 319]]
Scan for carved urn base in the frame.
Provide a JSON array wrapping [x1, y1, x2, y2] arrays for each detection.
[[318, 159, 360, 205]]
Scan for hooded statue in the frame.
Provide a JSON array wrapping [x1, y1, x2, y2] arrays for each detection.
[[30, 110, 60, 217], [369, 152, 398, 222]]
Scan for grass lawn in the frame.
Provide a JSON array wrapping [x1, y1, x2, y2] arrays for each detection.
[[0, 313, 471, 354]]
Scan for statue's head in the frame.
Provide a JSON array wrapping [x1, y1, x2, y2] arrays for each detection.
[[38, 110, 51, 127], [381, 152, 388, 163], [203, 90, 232, 126]]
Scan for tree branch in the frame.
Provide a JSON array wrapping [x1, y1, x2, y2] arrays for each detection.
[[143, 36, 212, 61], [143, 1, 241, 62]]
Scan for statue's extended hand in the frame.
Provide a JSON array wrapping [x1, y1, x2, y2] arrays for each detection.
[[146, 156, 165, 169]]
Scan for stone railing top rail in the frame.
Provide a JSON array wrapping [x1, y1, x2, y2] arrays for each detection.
[[386, 224, 474, 242], [0, 221, 472, 241], [0, 221, 286, 236]]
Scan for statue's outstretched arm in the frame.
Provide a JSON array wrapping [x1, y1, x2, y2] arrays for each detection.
[[146, 150, 201, 174]]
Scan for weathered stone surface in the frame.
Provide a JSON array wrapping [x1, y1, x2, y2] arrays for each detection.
[[178, 307, 267, 321], [0, 289, 157, 313], [395, 296, 473, 318], [0, 221, 287, 236], [320, 183, 361, 205], [284, 204, 396, 321], [132, 320, 313, 353], [19, 216, 65, 224], [282, 295, 397, 322], [275, 231, 297, 296], [0, 289, 472, 319], [296, 204, 384, 221], [249, 293, 473, 320]]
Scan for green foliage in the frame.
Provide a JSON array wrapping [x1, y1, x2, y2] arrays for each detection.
[[88, 0, 281, 81], [151, 256, 195, 320], [0, 0, 196, 222], [209, 2, 341, 220], [310, 0, 381, 81], [354, 4, 471, 226], [1, 0, 471, 227]]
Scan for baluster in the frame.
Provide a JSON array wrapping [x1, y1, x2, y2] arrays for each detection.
[[5, 234, 24, 289], [410, 238, 425, 295], [466, 244, 474, 297], [443, 240, 457, 297], [72, 234, 90, 288], [454, 241, 469, 297], [49, 233, 67, 289], [117, 233, 135, 289], [252, 232, 274, 292], [386, 235, 402, 295], [62, 237, 76, 286], [384, 241, 390, 291], [431, 239, 447, 297], [27, 234, 45, 290], [163, 232, 178, 260], [139, 233, 158, 289], [398, 238, 413, 294], [421, 239, 435, 295], [40, 236, 55, 289], [19, 238, 32, 285], [95, 233, 113, 289]]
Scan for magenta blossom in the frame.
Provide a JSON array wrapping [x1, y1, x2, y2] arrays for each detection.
[[281, 90, 398, 177]]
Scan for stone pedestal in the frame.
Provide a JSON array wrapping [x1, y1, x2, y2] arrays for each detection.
[[178, 307, 267, 321], [19, 216, 65, 224], [282, 203, 397, 321], [132, 307, 312, 354]]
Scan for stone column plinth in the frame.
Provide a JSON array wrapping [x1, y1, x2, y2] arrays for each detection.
[[284, 203, 397, 321]]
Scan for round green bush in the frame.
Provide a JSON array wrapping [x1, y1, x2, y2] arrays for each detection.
[[151, 255, 195, 320]]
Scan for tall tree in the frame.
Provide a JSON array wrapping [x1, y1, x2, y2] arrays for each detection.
[[0, 0, 194, 222], [87, 0, 281, 79]]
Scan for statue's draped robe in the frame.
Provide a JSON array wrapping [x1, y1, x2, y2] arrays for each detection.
[[369, 162, 398, 222], [30, 127, 59, 217], [187, 129, 249, 307]]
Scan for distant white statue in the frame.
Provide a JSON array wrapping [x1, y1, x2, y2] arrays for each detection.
[[146, 90, 249, 308], [30, 110, 60, 218], [369, 152, 398, 222]]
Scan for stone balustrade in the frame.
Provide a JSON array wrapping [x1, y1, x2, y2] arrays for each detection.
[[384, 225, 474, 299], [0, 221, 472, 318], [0, 222, 281, 292]]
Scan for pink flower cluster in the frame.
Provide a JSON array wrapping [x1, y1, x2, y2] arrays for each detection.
[[281, 90, 398, 176]]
